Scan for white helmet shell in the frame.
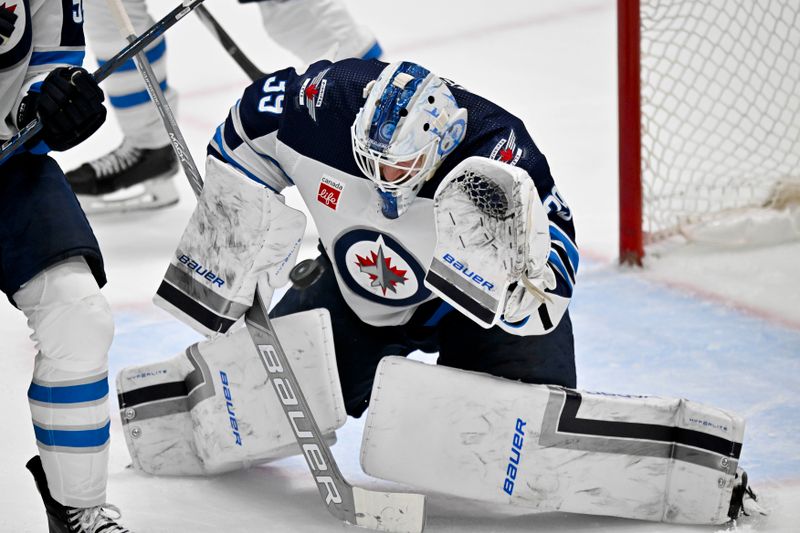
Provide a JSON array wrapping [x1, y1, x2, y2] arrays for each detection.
[[351, 61, 468, 218]]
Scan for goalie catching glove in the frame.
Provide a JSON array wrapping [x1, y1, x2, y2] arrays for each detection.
[[426, 156, 566, 335]]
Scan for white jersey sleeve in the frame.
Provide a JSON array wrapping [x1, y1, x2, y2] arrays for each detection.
[[207, 65, 329, 192], [1, 0, 88, 141]]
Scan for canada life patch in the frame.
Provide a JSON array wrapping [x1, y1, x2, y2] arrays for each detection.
[[490, 129, 523, 166], [333, 230, 431, 306], [317, 175, 343, 210]]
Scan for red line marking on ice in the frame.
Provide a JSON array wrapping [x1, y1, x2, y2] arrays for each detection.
[[643, 275, 800, 331], [579, 247, 800, 331]]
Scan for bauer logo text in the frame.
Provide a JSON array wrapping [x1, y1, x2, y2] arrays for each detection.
[[503, 418, 526, 495], [178, 254, 225, 287], [443, 253, 494, 291], [256, 343, 343, 506], [218, 371, 242, 446]]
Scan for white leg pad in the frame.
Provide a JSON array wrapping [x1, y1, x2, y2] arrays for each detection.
[[361, 357, 744, 525], [117, 309, 346, 475], [117, 353, 202, 476], [188, 308, 346, 473]]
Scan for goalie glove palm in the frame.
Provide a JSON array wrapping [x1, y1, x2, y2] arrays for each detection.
[[427, 156, 554, 329]]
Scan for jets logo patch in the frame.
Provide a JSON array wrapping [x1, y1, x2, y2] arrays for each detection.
[[333, 229, 431, 306], [490, 129, 523, 166], [298, 68, 329, 122], [0, 1, 28, 60], [355, 244, 408, 295]]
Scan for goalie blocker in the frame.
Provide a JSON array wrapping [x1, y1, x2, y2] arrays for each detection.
[[116, 309, 346, 475], [154, 156, 307, 336], [362, 357, 744, 525]]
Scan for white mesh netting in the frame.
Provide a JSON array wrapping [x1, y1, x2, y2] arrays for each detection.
[[639, 0, 800, 241]]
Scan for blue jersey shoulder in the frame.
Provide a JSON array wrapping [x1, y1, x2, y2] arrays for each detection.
[[277, 58, 386, 176]]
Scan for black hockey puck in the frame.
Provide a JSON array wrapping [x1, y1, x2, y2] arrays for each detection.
[[290, 258, 325, 290]]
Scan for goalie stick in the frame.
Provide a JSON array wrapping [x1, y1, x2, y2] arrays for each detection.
[[245, 291, 425, 532], [105, 0, 203, 197], [107, 2, 426, 529], [194, 4, 265, 81], [0, 0, 206, 165]]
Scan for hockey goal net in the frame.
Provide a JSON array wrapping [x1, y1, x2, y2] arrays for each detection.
[[618, 0, 800, 264]]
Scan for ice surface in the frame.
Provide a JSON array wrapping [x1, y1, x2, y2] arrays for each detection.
[[1, 0, 797, 531]]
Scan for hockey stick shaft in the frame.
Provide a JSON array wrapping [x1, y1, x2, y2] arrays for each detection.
[[244, 291, 425, 533], [0, 0, 205, 165], [194, 4, 265, 81], [106, 0, 203, 197], [244, 290, 356, 520]]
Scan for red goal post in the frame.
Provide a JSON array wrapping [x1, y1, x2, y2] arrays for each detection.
[[617, 0, 800, 265]]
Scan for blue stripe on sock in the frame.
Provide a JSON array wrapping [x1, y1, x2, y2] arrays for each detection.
[[34, 421, 110, 448], [29, 51, 85, 67], [97, 39, 166, 73], [28, 377, 108, 404], [361, 41, 383, 60], [109, 79, 168, 109]]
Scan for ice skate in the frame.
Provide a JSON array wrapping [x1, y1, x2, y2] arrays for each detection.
[[728, 468, 768, 521], [27, 456, 132, 533], [66, 139, 179, 215]]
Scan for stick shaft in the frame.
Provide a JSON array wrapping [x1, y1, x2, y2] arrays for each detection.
[[107, 0, 203, 197], [194, 4, 264, 81], [0, 0, 205, 164]]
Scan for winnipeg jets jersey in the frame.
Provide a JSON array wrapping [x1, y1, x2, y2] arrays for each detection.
[[207, 59, 578, 333], [1, 0, 86, 143]]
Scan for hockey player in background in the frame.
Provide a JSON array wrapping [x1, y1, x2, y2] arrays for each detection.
[[67, 0, 383, 214], [1, 1, 131, 531]]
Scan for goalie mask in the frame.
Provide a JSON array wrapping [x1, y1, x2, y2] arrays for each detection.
[[351, 61, 468, 219]]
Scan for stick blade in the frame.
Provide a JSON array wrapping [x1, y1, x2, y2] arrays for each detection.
[[352, 487, 426, 533]]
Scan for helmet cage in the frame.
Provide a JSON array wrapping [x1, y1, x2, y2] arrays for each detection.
[[350, 122, 440, 192]]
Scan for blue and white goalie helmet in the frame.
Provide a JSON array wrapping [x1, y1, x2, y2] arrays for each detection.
[[351, 61, 468, 218]]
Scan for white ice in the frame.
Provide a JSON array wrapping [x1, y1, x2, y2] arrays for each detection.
[[1, 0, 798, 531]]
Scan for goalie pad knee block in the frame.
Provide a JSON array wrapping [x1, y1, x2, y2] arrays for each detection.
[[361, 357, 744, 525], [154, 156, 306, 336], [116, 353, 201, 475], [118, 309, 346, 475]]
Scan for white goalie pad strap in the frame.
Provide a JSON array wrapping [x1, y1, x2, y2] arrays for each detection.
[[362, 357, 744, 525], [116, 354, 203, 476], [187, 308, 345, 474], [426, 156, 538, 328], [154, 156, 307, 336], [117, 309, 345, 476]]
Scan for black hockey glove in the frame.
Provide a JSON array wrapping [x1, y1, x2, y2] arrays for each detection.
[[17, 67, 107, 152], [0, 5, 17, 40]]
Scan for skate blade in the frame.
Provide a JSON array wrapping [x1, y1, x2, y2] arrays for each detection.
[[78, 177, 180, 215]]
